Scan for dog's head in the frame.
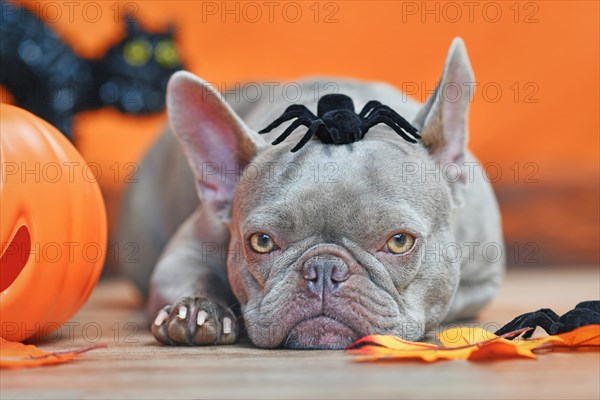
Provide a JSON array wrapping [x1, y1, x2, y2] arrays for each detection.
[[167, 38, 475, 349]]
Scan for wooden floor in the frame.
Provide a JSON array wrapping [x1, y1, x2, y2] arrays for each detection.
[[2, 267, 599, 399]]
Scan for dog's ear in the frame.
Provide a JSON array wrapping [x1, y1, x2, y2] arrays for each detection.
[[167, 71, 265, 218], [412, 38, 475, 204], [413, 37, 474, 165]]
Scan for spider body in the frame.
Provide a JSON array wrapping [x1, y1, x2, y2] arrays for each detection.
[[259, 93, 420, 152]]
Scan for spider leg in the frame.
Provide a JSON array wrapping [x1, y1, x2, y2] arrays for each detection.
[[359, 100, 382, 119], [362, 115, 418, 143], [290, 120, 327, 152], [258, 105, 315, 133], [363, 108, 421, 139], [271, 117, 311, 145]]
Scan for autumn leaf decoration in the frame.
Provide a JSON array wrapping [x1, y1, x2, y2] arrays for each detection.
[[346, 324, 600, 362], [0, 337, 105, 369]]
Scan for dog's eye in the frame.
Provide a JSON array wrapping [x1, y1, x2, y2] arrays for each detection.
[[249, 233, 276, 254], [385, 233, 415, 255]]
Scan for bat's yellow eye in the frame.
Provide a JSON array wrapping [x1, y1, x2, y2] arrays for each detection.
[[154, 39, 179, 68], [123, 39, 152, 66], [249, 233, 276, 254], [385, 233, 415, 255]]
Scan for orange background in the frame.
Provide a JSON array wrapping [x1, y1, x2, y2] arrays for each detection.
[[8, 0, 600, 265]]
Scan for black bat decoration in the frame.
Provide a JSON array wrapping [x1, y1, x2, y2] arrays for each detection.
[[0, 0, 183, 139], [258, 93, 420, 152]]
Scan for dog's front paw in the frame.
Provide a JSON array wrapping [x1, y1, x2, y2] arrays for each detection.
[[151, 297, 237, 345]]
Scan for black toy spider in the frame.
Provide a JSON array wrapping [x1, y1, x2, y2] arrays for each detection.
[[258, 93, 420, 152]]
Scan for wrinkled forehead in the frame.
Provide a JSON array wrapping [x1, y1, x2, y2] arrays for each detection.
[[234, 133, 450, 234]]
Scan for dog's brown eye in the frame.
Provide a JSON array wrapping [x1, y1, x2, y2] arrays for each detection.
[[249, 233, 276, 254], [385, 233, 415, 254]]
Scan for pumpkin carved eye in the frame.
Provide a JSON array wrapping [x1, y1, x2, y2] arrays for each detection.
[[0, 225, 30, 293]]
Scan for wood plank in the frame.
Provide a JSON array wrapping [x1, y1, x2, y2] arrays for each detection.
[[2, 267, 599, 399]]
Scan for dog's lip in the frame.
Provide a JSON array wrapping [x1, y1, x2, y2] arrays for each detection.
[[283, 315, 358, 349], [288, 314, 355, 333]]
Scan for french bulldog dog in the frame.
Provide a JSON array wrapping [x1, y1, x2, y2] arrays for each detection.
[[118, 38, 504, 349]]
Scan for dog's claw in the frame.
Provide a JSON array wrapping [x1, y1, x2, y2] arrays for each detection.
[[151, 297, 237, 346], [197, 310, 208, 326], [154, 309, 169, 326], [223, 317, 232, 334]]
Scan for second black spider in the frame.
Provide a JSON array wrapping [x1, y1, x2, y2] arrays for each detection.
[[258, 93, 420, 152]]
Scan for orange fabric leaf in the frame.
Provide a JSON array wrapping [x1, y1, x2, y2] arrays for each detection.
[[555, 324, 600, 346], [346, 328, 525, 362], [0, 337, 105, 369], [440, 327, 555, 361], [534, 324, 600, 353], [346, 325, 600, 363], [346, 334, 475, 362]]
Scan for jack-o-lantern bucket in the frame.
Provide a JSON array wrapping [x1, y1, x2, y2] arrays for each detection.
[[0, 104, 106, 342]]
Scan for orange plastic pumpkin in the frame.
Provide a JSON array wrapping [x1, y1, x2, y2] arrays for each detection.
[[0, 104, 106, 342]]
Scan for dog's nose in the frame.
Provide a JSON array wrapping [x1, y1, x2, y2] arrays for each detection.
[[302, 256, 350, 295]]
